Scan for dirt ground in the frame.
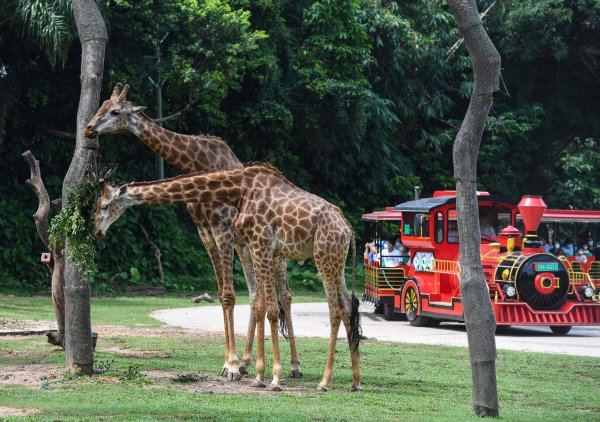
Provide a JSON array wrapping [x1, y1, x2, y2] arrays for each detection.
[[0, 319, 312, 416]]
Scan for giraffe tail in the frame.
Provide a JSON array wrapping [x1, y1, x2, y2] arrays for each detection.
[[278, 297, 288, 340], [349, 231, 361, 353]]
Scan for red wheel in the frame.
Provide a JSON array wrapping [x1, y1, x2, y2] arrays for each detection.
[[402, 280, 431, 327]]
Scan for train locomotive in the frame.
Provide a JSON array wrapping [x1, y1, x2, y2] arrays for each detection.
[[362, 191, 600, 333]]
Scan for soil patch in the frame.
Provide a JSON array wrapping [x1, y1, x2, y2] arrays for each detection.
[[108, 347, 173, 359], [0, 362, 62, 388], [0, 406, 41, 417], [0, 318, 56, 333], [0, 362, 311, 396], [147, 370, 312, 395]]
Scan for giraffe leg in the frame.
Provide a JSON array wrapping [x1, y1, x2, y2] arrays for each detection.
[[188, 211, 232, 378], [250, 287, 266, 388], [274, 256, 302, 378], [317, 308, 341, 392], [266, 295, 283, 391], [235, 243, 257, 374], [213, 231, 241, 381]]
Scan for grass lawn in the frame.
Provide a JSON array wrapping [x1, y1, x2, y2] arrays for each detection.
[[0, 294, 599, 421]]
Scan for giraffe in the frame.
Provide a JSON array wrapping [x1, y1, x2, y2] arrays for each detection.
[[93, 164, 362, 392], [84, 83, 301, 379]]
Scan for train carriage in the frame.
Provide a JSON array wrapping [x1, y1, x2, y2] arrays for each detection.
[[362, 191, 600, 333]]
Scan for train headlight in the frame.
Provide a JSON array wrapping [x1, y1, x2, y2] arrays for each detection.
[[503, 285, 516, 298], [580, 286, 594, 299]]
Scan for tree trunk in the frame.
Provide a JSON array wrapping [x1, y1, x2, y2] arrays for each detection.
[[447, 0, 501, 417], [62, 0, 107, 375]]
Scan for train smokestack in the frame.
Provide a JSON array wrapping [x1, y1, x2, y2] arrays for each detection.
[[518, 195, 547, 235], [414, 186, 422, 201]]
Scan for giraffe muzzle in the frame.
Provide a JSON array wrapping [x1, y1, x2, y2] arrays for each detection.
[[84, 126, 98, 138]]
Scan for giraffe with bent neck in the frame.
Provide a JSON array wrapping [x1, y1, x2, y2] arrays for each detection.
[[84, 84, 300, 379], [93, 164, 362, 391]]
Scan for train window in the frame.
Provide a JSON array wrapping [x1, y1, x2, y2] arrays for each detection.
[[434, 212, 444, 243], [416, 214, 430, 238], [448, 209, 459, 243], [402, 213, 429, 238], [496, 212, 511, 233]]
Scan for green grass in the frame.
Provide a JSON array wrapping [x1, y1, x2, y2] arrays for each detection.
[[0, 295, 599, 421], [0, 293, 327, 326]]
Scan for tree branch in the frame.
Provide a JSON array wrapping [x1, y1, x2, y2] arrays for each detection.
[[46, 129, 76, 139], [22, 150, 51, 249], [139, 224, 164, 283], [446, 0, 499, 59], [154, 94, 197, 123]]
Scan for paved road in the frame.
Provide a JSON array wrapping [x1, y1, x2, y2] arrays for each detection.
[[150, 302, 600, 358]]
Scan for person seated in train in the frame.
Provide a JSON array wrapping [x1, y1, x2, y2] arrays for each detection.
[[575, 248, 588, 263], [380, 240, 402, 267], [550, 243, 562, 256], [365, 243, 379, 265], [562, 240, 574, 257], [479, 212, 496, 237], [582, 243, 593, 257]]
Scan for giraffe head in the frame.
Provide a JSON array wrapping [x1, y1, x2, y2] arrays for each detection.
[[84, 83, 146, 138], [93, 180, 130, 238]]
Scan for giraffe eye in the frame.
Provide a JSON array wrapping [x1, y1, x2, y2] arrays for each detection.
[[110, 110, 120, 116], [101, 204, 109, 211]]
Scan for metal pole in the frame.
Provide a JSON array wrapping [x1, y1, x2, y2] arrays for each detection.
[[155, 42, 164, 180]]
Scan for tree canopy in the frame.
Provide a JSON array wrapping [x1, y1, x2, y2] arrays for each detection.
[[1, 0, 599, 291]]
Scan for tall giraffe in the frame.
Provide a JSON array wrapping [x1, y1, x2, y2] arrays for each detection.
[[93, 164, 362, 391], [84, 84, 301, 379]]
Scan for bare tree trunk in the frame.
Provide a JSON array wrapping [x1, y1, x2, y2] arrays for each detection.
[[22, 151, 65, 347], [62, 0, 107, 375], [447, 0, 501, 417]]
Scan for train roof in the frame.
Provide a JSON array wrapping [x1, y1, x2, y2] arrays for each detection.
[[392, 195, 516, 213], [362, 210, 402, 221], [540, 209, 600, 223]]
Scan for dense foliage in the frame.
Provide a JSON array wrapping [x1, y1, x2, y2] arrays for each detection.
[[1, 0, 599, 292], [48, 179, 99, 277]]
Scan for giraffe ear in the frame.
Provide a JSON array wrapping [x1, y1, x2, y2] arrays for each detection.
[[117, 185, 128, 197], [131, 106, 146, 113]]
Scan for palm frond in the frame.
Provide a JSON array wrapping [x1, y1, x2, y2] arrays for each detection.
[[13, 0, 76, 68]]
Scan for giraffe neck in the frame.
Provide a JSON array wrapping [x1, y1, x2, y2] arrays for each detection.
[[125, 170, 245, 206], [127, 113, 242, 173]]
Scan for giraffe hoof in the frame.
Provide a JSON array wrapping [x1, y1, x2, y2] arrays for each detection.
[[227, 371, 242, 381], [350, 384, 362, 392], [250, 379, 266, 388], [239, 366, 249, 375], [288, 369, 303, 379], [316, 385, 328, 392], [267, 383, 282, 392]]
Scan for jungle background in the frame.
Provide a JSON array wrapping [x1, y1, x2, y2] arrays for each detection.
[[1, 0, 599, 294]]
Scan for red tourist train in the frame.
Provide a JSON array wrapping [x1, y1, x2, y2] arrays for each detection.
[[362, 191, 600, 334]]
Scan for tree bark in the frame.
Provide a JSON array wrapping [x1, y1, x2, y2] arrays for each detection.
[[22, 151, 66, 347], [62, 0, 107, 375], [447, 0, 501, 417]]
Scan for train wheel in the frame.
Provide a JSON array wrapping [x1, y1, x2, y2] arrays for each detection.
[[374, 304, 384, 314], [383, 303, 396, 321], [550, 325, 572, 335], [403, 282, 431, 327]]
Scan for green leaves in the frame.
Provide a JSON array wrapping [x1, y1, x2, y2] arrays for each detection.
[[49, 180, 100, 279]]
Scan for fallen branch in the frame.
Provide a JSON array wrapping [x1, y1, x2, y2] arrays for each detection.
[[192, 292, 214, 303]]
